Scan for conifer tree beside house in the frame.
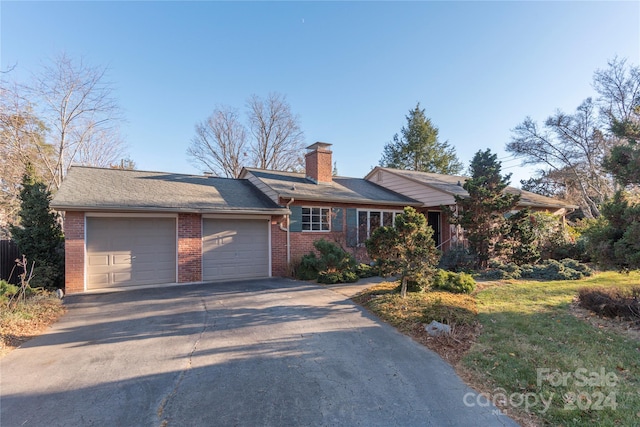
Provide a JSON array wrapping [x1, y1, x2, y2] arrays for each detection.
[[9, 164, 64, 289], [452, 149, 519, 269]]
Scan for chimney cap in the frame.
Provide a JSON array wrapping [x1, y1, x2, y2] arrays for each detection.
[[306, 142, 332, 152]]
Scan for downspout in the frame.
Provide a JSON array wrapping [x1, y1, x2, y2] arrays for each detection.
[[279, 198, 295, 266]]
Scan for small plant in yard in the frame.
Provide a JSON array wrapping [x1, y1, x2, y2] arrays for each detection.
[[430, 269, 476, 294]]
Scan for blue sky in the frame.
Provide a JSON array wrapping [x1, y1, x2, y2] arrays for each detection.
[[2, 1, 639, 186]]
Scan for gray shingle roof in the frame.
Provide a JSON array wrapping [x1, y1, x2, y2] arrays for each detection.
[[51, 166, 288, 214], [372, 168, 578, 210], [244, 168, 422, 206]]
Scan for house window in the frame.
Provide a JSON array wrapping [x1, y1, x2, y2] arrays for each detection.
[[357, 209, 402, 244], [302, 207, 330, 231]]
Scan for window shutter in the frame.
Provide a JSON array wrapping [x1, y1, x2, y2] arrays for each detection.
[[331, 207, 343, 231], [346, 208, 357, 247], [290, 206, 303, 232]]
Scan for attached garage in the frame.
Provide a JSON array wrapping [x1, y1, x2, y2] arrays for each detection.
[[86, 217, 177, 289], [51, 167, 289, 294], [203, 217, 270, 281]]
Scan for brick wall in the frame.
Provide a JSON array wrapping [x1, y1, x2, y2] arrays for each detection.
[[271, 219, 288, 276], [272, 202, 405, 277], [178, 213, 202, 282], [64, 211, 85, 293], [304, 148, 333, 183]]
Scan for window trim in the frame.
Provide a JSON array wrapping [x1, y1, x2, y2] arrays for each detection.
[[301, 206, 331, 232], [357, 209, 403, 244]]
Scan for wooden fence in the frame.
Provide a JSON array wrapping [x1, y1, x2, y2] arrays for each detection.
[[0, 240, 20, 284]]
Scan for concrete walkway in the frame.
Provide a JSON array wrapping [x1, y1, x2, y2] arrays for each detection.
[[1, 278, 518, 427]]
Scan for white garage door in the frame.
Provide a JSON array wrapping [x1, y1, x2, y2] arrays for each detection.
[[203, 218, 269, 281], [86, 217, 176, 289]]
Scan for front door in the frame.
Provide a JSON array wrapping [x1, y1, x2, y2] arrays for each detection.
[[427, 212, 441, 248]]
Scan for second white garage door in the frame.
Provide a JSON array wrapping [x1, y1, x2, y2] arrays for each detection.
[[202, 218, 270, 281]]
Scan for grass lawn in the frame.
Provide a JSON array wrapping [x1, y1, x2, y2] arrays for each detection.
[[355, 271, 640, 426]]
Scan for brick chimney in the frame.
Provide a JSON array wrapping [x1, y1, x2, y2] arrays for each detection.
[[305, 142, 333, 184]]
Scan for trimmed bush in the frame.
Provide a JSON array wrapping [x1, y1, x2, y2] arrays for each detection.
[[577, 286, 640, 320], [431, 269, 476, 294]]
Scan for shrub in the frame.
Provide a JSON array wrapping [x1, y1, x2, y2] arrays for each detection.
[[317, 271, 344, 284], [406, 272, 431, 293], [577, 286, 640, 320], [431, 269, 476, 294], [342, 271, 359, 283], [438, 244, 476, 272], [295, 239, 358, 284], [483, 261, 522, 280], [482, 259, 592, 281], [296, 252, 320, 280], [355, 263, 376, 278], [0, 280, 19, 304], [560, 258, 593, 276]]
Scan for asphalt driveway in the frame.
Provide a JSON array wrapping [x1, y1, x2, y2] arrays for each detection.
[[1, 279, 518, 426]]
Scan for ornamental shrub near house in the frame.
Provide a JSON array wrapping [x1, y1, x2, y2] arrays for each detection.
[[295, 239, 358, 283]]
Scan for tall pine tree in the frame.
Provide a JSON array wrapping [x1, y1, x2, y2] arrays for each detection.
[[380, 103, 463, 174], [452, 149, 519, 269], [9, 164, 64, 289]]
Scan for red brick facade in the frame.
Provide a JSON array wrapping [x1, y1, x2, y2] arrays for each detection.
[[63, 205, 439, 292], [178, 213, 202, 282], [272, 201, 420, 276], [63, 211, 85, 294]]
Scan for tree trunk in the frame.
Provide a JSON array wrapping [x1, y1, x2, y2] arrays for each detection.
[[400, 276, 408, 298]]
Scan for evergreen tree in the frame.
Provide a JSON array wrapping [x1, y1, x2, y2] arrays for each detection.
[[9, 164, 64, 288], [366, 207, 440, 298], [501, 209, 540, 265], [452, 149, 519, 269], [380, 104, 463, 174]]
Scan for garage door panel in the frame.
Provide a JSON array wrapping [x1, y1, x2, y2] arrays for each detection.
[[203, 219, 269, 281], [86, 218, 176, 289]]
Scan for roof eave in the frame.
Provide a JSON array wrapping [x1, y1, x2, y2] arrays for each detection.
[[277, 193, 422, 207], [51, 205, 290, 216]]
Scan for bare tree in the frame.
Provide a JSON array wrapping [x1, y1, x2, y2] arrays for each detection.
[[247, 93, 305, 171], [30, 53, 125, 189], [507, 98, 613, 218], [593, 56, 640, 126], [0, 83, 50, 230], [187, 106, 249, 178]]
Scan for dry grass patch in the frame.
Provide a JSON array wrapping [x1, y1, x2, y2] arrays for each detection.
[[353, 281, 479, 364], [0, 295, 66, 357]]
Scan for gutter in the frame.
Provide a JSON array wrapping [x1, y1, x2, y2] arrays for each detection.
[[50, 206, 291, 216], [279, 198, 295, 266]]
